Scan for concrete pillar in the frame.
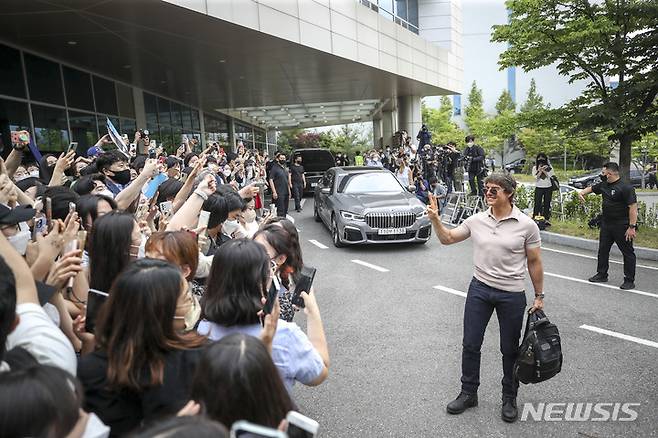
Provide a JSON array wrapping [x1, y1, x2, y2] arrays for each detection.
[[227, 117, 236, 152], [397, 96, 422, 145], [372, 118, 383, 149], [266, 129, 277, 157], [381, 110, 395, 149]]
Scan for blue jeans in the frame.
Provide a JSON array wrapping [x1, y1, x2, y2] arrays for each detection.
[[461, 277, 526, 398]]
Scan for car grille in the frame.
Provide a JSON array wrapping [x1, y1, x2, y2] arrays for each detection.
[[367, 231, 417, 241], [365, 211, 416, 229]]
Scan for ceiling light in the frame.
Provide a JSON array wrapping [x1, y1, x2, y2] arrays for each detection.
[[219, 59, 226, 63], [320, 105, 324, 108], [67, 41, 77, 46], [160, 80, 167, 84], [123, 64, 131, 69], [359, 103, 364, 106]]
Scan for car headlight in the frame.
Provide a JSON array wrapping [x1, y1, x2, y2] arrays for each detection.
[[416, 210, 428, 219], [340, 211, 365, 221]]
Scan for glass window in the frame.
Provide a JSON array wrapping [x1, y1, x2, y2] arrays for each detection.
[[340, 172, 404, 194], [0, 44, 26, 98], [93, 76, 118, 115], [395, 0, 407, 20], [68, 111, 98, 153], [0, 99, 30, 155], [203, 113, 229, 147], [24, 53, 64, 105], [182, 106, 193, 130], [170, 102, 183, 129], [378, 0, 394, 18], [157, 97, 171, 127], [144, 93, 158, 130], [191, 108, 200, 131], [235, 122, 254, 149], [120, 118, 136, 137], [407, 0, 418, 27], [116, 83, 135, 118], [63, 67, 94, 111], [32, 104, 69, 152]]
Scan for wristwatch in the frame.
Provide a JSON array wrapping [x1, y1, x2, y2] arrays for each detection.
[[629, 224, 638, 229], [534, 293, 545, 300]]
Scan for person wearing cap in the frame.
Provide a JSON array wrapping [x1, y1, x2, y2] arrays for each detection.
[[0, 204, 35, 256]]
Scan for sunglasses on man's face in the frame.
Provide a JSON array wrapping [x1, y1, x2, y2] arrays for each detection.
[[484, 186, 501, 196]]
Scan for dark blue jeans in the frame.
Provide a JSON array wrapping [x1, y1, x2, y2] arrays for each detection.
[[461, 278, 527, 398]]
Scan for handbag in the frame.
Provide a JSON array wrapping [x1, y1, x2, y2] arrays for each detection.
[[550, 175, 560, 191], [514, 310, 563, 384]]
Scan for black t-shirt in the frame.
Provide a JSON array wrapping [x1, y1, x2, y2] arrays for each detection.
[[290, 164, 305, 184], [77, 348, 204, 437], [592, 178, 637, 225], [269, 163, 289, 192]]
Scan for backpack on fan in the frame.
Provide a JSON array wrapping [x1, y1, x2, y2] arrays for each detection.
[[514, 310, 563, 384]]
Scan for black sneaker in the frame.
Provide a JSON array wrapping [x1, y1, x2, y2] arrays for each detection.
[[588, 273, 608, 283], [446, 392, 478, 415], [620, 281, 635, 290], [501, 397, 518, 423]]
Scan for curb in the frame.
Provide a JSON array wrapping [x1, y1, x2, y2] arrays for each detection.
[[540, 231, 658, 262]]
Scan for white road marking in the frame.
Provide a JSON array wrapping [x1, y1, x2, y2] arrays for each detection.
[[300, 199, 306, 208], [545, 272, 658, 299], [308, 240, 328, 249], [351, 259, 389, 272], [542, 246, 658, 271], [433, 285, 467, 298], [580, 325, 658, 349], [286, 215, 295, 223]]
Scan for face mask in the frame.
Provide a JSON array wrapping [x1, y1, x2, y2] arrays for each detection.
[[222, 219, 240, 236], [130, 235, 147, 259], [110, 169, 131, 185], [8, 230, 31, 255], [29, 170, 40, 178], [243, 209, 257, 223], [600, 174, 608, 182]]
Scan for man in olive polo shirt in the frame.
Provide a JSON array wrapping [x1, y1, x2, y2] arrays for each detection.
[[578, 162, 638, 290], [427, 172, 545, 423]]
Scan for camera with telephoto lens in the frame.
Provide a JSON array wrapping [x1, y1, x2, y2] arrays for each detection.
[[139, 129, 150, 138]]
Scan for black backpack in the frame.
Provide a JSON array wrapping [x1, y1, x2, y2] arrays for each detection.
[[514, 310, 563, 384]]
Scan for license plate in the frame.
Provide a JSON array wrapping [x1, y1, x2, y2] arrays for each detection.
[[311, 182, 318, 187], [378, 228, 406, 235]]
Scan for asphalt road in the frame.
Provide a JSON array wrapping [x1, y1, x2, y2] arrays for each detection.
[[288, 197, 658, 438]]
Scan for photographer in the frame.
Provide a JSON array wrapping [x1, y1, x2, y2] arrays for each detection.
[[417, 125, 432, 148], [441, 142, 461, 193], [532, 153, 555, 222], [463, 135, 486, 197], [578, 162, 638, 290]]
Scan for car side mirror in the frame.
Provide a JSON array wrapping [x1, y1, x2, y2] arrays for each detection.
[[321, 187, 331, 194]]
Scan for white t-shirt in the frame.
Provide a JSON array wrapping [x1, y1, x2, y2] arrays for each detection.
[[5, 303, 77, 376]]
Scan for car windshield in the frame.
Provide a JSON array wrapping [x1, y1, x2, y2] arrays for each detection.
[[339, 172, 404, 194]]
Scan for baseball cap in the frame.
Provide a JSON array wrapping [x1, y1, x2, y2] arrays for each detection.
[[87, 146, 103, 157], [0, 204, 36, 226]]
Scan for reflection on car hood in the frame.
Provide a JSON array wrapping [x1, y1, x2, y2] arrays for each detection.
[[336, 193, 423, 212]]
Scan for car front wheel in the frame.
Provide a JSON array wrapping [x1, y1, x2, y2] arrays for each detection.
[[331, 216, 344, 248], [314, 202, 322, 222]]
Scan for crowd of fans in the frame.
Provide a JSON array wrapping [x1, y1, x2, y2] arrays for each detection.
[[0, 131, 329, 437]]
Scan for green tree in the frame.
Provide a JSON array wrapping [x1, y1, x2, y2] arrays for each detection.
[[492, 0, 658, 182], [495, 89, 516, 114], [421, 97, 465, 144], [520, 78, 545, 114], [463, 81, 487, 136]]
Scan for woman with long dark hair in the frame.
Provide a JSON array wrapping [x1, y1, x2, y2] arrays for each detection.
[[78, 259, 207, 436], [88, 211, 142, 293], [253, 221, 303, 322], [191, 334, 294, 430], [198, 239, 329, 391], [532, 153, 555, 222]]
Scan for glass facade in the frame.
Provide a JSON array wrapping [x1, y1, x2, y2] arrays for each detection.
[[358, 0, 418, 33], [0, 42, 268, 157]]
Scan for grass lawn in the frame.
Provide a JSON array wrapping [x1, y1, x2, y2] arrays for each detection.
[[549, 220, 658, 249]]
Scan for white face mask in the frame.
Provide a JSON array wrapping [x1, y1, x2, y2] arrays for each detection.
[[29, 170, 40, 178], [14, 174, 29, 182], [8, 230, 31, 255], [130, 235, 147, 259], [222, 219, 240, 236]]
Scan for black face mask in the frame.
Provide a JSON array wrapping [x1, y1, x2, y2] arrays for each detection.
[[278, 159, 286, 165], [600, 174, 608, 182], [110, 169, 131, 185]]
